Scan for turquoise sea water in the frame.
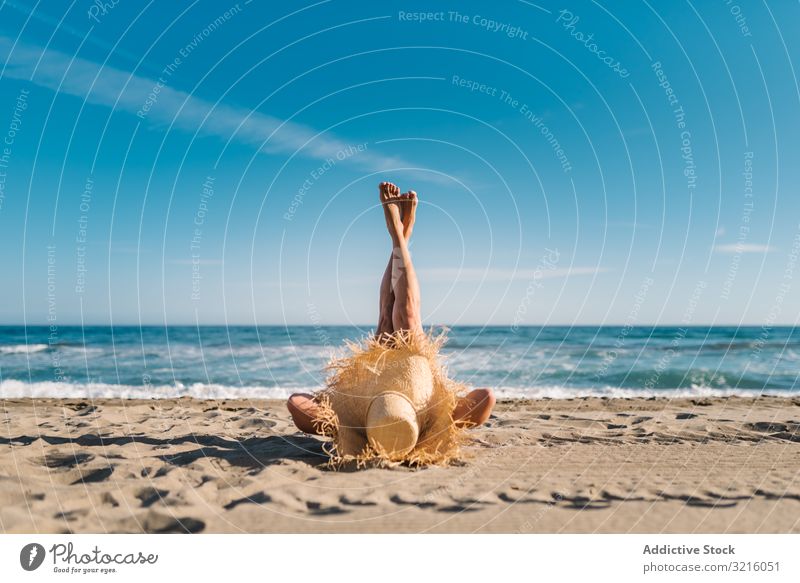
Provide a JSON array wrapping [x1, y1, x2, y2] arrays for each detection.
[[0, 326, 798, 399]]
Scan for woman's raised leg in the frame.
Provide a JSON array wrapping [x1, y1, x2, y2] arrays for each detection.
[[289, 182, 493, 434], [377, 189, 417, 339], [379, 182, 422, 335]]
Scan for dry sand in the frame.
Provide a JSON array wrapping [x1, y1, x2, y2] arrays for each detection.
[[1, 396, 798, 533]]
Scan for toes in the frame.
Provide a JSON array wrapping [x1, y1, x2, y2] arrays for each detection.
[[379, 182, 404, 203], [379, 182, 400, 199]]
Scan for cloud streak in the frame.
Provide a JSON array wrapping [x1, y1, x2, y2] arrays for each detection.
[[0, 36, 424, 175], [714, 243, 776, 254], [418, 266, 607, 283]]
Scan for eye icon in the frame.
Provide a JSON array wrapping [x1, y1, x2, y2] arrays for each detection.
[[20, 543, 46, 571]]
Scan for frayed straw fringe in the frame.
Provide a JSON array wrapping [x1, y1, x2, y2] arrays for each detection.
[[314, 328, 468, 468]]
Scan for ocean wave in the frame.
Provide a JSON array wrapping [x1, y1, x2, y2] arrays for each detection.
[[491, 385, 797, 399], [0, 344, 49, 354], [0, 379, 795, 400], [0, 379, 304, 399]]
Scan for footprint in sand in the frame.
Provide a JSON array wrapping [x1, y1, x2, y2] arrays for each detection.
[[305, 500, 348, 515], [69, 466, 114, 485], [497, 491, 540, 504], [746, 421, 788, 432], [101, 492, 120, 507], [224, 491, 272, 510], [676, 412, 699, 420], [339, 494, 378, 507], [658, 491, 738, 508], [54, 509, 90, 522], [389, 494, 436, 509], [235, 418, 277, 430], [437, 504, 480, 513], [114, 510, 205, 533], [35, 451, 95, 468], [33, 450, 115, 485], [553, 492, 612, 510], [135, 487, 170, 508]]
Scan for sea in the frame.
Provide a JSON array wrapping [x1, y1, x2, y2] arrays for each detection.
[[0, 326, 798, 399]]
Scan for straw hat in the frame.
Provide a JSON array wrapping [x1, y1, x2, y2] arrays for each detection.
[[315, 330, 465, 466]]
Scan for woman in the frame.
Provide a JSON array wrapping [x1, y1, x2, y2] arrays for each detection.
[[287, 182, 495, 456]]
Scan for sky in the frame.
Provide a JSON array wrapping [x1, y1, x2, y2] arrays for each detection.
[[0, 0, 799, 327]]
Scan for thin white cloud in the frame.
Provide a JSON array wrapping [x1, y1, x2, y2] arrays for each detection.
[[308, 266, 606, 287], [169, 259, 223, 266], [714, 243, 776, 254], [418, 266, 607, 282], [0, 36, 433, 177], [608, 221, 652, 230]]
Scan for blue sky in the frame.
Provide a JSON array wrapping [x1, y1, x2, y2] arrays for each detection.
[[0, 0, 799, 326]]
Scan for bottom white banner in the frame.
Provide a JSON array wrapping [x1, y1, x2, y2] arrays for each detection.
[[0, 534, 797, 582]]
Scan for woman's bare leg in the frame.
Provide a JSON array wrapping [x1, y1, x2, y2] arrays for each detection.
[[400, 190, 417, 240], [290, 383, 496, 434], [453, 388, 496, 427], [290, 185, 416, 433], [391, 238, 423, 334], [377, 190, 417, 339], [287, 393, 323, 435], [377, 257, 395, 338], [380, 184, 494, 423], [289, 183, 494, 433], [379, 183, 422, 335]]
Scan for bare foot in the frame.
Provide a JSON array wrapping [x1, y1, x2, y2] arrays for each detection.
[[399, 190, 417, 240], [453, 388, 496, 428], [379, 182, 404, 243]]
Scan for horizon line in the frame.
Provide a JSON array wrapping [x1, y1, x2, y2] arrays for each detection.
[[0, 323, 796, 329]]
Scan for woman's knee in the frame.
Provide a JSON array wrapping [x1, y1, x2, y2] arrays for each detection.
[[468, 388, 496, 418], [471, 388, 496, 408], [454, 388, 496, 427], [287, 393, 322, 434], [287, 393, 313, 415]]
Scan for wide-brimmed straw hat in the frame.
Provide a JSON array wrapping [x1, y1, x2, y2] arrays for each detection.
[[315, 329, 465, 466]]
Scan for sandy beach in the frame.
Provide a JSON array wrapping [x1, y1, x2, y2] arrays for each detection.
[[1, 396, 798, 533]]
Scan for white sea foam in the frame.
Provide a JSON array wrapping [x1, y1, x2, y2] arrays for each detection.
[[0, 344, 48, 354], [491, 385, 796, 399], [0, 380, 299, 399], [0, 380, 795, 400]]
